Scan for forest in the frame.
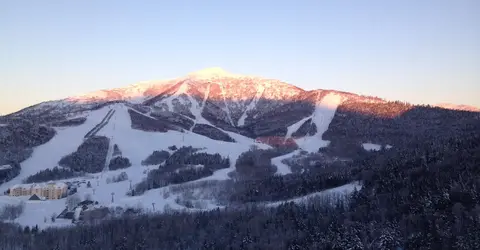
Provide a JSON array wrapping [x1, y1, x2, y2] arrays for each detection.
[[132, 146, 230, 196], [58, 136, 110, 173], [0, 127, 478, 249]]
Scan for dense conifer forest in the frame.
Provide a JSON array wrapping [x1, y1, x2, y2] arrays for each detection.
[[0, 127, 478, 249]]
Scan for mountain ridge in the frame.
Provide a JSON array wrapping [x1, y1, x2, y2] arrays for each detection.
[[435, 102, 480, 112], [3, 68, 478, 120], [1, 68, 369, 117]]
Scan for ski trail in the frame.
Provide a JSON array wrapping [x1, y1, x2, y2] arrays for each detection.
[[174, 83, 212, 131], [0, 106, 112, 194], [219, 83, 235, 126], [238, 85, 264, 126], [194, 82, 212, 127], [162, 82, 189, 111], [294, 92, 343, 152], [284, 116, 313, 142], [101, 108, 117, 175], [271, 150, 299, 175], [84, 109, 114, 139], [201, 83, 211, 109], [103, 138, 115, 172]]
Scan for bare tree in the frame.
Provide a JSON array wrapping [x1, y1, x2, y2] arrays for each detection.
[[0, 201, 25, 220]]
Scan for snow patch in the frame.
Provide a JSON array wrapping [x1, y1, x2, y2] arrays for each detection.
[[362, 143, 382, 151], [0, 164, 12, 170], [175, 164, 204, 173]]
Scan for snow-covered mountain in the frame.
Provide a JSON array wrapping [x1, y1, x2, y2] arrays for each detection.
[[435, 103, 480, 112], [1, 68, 479, 230], [3, 68, 386, 144]]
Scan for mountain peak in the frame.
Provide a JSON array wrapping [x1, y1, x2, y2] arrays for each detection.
[[188, 67, 238, 79]]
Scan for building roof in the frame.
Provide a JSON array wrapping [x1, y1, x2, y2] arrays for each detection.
[[10, 184, 32, 190], [29, 194, 46, 200], [78, 200, 95, 206], [11, 181, 68, 190]]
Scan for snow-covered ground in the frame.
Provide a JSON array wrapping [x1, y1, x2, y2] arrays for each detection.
[[0, 106, 112, 194], [0, 102, 270, 229], [0, 99, 360, 230], [0, 162, 361, 230], [271, 150, 301, 175], [362, 143, 382, 151], [284, 116, 313, 141], [0, 165, 12, 170], [238, 85, 265, 126], [0, 164, 176, 229], [94, 103, 259, 167], [362, 143, 394, 151], [295, 93, 344, 152], [266, 182, 362, 207]]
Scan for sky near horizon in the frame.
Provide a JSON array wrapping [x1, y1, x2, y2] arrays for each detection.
[[1, 0, 479, 115]]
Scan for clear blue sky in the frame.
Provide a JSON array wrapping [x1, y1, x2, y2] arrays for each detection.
[[1, 0, 479, 115]]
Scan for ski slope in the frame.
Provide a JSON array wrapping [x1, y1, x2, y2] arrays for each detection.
[[271, 150, 300, 175], [0, 98, 354, 230], [0, 102, 272, 229], [94, 103, 259, 167], [284, 116, 313, 141], [294, 93, 343, 153], [0, 107, 112, 194], [266, 182, 362, 207], [237, 85, 265, 126]]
